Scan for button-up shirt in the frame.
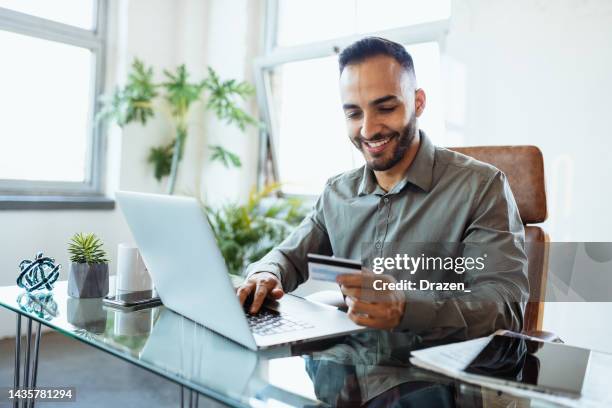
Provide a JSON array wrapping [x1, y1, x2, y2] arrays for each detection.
[[246, 130, 529, 341]]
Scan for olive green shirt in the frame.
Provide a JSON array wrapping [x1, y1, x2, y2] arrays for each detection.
[[246, 131, 529, 340]]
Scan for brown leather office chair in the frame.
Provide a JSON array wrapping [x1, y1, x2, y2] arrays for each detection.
[[449, 146, 549, 334]]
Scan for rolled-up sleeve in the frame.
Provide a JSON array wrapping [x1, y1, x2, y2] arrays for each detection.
[[397, 171, 530, 340], [245, 186, 333, 292]]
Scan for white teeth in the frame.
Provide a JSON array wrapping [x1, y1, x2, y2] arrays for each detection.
[[366, 138, 390, 148]]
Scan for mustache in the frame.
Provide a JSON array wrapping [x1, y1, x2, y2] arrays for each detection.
[[356, 132, 399, 144]]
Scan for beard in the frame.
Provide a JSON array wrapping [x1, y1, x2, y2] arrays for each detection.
[[352, 113, 418, 171]]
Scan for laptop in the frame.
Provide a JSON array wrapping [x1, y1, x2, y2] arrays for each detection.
[[140, 308, 321, 405], [116, 191, 366, 350]]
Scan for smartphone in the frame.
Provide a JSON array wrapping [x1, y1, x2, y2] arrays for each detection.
[[103, 290, 162, 311]]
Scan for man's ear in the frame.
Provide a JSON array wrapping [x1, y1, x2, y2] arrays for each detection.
[[415, 89, 426, 117]]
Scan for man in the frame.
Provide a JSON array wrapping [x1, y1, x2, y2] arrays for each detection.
[[237, 37, 528, 340]]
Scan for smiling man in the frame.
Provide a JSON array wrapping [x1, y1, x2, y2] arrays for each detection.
[[237, 37, 529, 340], [341, 49, 422, 193]]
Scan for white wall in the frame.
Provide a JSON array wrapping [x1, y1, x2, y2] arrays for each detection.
[[443, 0, 612, 352], [200, 0, 263, 206], [0, 0, 262, 338]]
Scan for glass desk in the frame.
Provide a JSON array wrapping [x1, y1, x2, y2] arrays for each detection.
[[1, 281, 557, 407]]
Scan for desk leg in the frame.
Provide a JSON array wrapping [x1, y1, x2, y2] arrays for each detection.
[[179, 386, 199, 408], [28, 322, 42, 408], [29, 321, 42, 408], [23, 319, 32, 395], [13, 314, 22, 408], [12, 316, 43, 408]]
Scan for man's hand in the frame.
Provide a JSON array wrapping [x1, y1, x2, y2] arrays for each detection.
[[236, 272, 284, 314], [336, 272, 406, 330]]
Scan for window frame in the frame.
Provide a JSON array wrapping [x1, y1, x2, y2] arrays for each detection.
[[254, 0, 449, 198], [0, 1, 112, 209]]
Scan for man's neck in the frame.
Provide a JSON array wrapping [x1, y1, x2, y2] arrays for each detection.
[[373, 131, 421, 192]]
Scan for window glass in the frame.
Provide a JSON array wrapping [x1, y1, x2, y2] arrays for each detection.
[[355, 0, 451, 34], [0, 30, 93, 182], [0, 0, 96, 29], [276, 0, 355, 48], [269, 42, 443, 195], [276, 0, 450, 47], [270, 55, 357, 195]]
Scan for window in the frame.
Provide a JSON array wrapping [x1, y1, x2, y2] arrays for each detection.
[[0, 1, 108, 204], [276, 0, 451, 47], [255, 0, 450, 196], [0, 0, 96, 29]]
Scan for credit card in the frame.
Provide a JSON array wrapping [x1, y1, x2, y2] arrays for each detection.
[[307, 253, 361, 282]]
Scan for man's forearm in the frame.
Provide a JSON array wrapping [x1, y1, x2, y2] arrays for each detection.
[[397, 282, 527, 340], [244, 214, 332, 292], [245, 254, 297, 291]]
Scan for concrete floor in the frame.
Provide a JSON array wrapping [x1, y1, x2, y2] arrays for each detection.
[[0, 332, 225, 407]]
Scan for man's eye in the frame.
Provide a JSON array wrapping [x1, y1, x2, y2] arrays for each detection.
[[379, 106, 396, 113], [346, 111, 362, 119]]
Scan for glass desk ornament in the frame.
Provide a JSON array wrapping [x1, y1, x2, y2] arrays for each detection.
[[17, 251, 61, 293], [16, 291, 59, 321]]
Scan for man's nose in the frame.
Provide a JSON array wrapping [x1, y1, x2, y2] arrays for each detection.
[[360, 115, 381, 139]]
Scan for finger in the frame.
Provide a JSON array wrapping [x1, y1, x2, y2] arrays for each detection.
[[341, 286, 381, 302], [259, 275, 284, 299], [339, 285, 362, 299], [249, 282, 269, 314], [361, 267, 376, 275], [336, 273, 381, 288], [345, 296, 361, 314], [346, 297, 390, 318], [335, 273, 363, 287], [237, 281, 256, 305], [270, 286, 285, 299]]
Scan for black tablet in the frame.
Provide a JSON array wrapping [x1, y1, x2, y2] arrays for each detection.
[[464, 334, 590, 397]]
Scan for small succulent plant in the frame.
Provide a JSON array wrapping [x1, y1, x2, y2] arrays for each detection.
[[68, 233, 109, 264]]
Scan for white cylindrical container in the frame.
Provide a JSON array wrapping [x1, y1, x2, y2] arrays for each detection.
[[116, 243, 153, 294]]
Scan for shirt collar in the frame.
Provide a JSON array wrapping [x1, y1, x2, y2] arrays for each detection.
[[357, 129, 435, 196]]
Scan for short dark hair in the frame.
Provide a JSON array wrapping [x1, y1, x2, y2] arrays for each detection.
[[338, 37, 416, 80]]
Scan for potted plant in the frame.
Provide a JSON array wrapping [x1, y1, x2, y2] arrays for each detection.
[[67, 233, 110, 298], [205, 184, 307, 275], [98, 60, 259, 194]]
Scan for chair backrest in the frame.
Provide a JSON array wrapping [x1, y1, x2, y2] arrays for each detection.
[[449, 146, 548, 331]]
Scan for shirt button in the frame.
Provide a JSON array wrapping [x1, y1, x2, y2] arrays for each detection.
[[375, 242, 382, 249], [384, 197, 389, 204]]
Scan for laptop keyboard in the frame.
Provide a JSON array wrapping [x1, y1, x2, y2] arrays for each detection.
[[246, 309, 314, 336]]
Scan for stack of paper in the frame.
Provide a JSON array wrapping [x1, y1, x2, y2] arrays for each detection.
[[409, 334, 612, 407]]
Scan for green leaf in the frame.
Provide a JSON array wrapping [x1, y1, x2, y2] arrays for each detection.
[[147, 141, 175, 181], [202, 184, 307, 275], [202, 66, 260, 131], [162, 64, 205, 120], [68, 232, 109, 264], [209, 145, 242, 168], [97, 58, 158, 127]]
